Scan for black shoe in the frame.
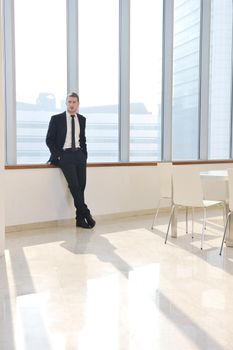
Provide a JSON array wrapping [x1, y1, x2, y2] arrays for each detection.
[[85, 214, 96, 228], [76, 218, 91, 229]]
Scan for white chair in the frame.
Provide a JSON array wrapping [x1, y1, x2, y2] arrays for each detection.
[[219, 168, 233, 255], [165, 166, 224, 249], [151, 162, 172, 229]]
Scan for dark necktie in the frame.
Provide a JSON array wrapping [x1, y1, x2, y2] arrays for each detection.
[[71, 115, 76, 150]]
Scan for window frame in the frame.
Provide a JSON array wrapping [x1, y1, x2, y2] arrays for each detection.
[[3, 0, 233, 166]]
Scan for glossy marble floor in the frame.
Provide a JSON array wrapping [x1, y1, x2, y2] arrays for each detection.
[[1, 210, 233, 350]]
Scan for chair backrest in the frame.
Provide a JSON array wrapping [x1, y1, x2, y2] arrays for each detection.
[[172, 166, 204, 207], [227, 168, 233, 211], [157, 162, 172, 198]]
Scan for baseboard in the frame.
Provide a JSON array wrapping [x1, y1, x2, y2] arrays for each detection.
[[5, 205, 221, 233], [5, 208, 165, 233], [5, 219, 75, 233]]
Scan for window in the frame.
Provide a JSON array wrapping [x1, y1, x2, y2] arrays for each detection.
[[172, 0, 201, 160], [78, 0, 119, 162], [130, 0, 163, 161], [14, 0, 67, 164], [4, 0, 233, 165], [208, 0, 233, 159]]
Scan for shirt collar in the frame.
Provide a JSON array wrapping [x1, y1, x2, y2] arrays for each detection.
[[66, 112, 77, 118]]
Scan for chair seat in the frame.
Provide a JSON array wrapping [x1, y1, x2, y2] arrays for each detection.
[[203, 199, 223, 207], [175, 200, 222, 208]]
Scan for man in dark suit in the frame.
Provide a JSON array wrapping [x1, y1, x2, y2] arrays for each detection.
[[46, 92, 96, 229]]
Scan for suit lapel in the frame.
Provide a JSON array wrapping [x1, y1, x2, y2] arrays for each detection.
[[77, 114, 83, 134], [60, 112, 67, 146]]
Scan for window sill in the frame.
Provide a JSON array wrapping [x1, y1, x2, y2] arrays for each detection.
[[4, 159, 233, 170]]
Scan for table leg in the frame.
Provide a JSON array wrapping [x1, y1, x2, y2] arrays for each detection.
[[226, 208, 233, 247]]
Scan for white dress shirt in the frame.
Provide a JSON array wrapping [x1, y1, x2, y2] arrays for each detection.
[[63, 112, 80, 149]]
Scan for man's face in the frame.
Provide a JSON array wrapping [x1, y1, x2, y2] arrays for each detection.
[[66, 96, 79, 114]]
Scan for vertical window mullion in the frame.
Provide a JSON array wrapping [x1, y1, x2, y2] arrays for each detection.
[[67, 0, 79, 93], [199, 0, 211, 160], [4, 0, 16, 165], [230, 21, 233, 158], [119, 0, 130, 162], [162, 0, 174, 161]]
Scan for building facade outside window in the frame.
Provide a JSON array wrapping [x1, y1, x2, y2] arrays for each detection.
[[130, 0, 163, 161], [172, 0, 201, 160], [78, 0, 119, 162], [208, 0, 233, 159], [14, 0, 67, 164]]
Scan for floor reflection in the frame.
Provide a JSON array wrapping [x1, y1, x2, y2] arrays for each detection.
[[0, 211, 232, 349]]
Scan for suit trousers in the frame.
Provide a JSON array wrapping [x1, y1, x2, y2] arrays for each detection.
[[59, 149, 90, 220]]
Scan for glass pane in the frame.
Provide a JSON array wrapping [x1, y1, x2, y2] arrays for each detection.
[[208, 0, 232, 159], [79, 0, 119, 162], [172, 0, 201, 160], [14, 0, 67, 164], [130, 0, 163, 161]]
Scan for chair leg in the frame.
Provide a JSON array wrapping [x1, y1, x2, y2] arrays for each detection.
[[204, 208, 207, 230], [165, 205, 175, 244], [191, 207, 194, 238], [220, 212, 231, 256], [186, 207, 188, 234], [204, 207, 207, 230], [201, 208, 207, 250], [151, 199, 162, 229], [222, 204, 226, 227]]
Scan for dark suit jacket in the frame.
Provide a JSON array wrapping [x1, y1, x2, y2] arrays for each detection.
[[46, 111, 87, 165]]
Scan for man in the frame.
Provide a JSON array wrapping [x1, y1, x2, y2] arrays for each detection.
[[46, 92, 96, 229]]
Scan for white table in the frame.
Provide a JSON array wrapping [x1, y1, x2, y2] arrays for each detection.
[[200, 170, 227, 181], [200, 170, 228, 201], [201, 169, 233, 247], [171, 169, 233, 247]]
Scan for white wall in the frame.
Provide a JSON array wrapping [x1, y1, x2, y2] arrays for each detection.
[[5, 162, 233, 227], [5, 166, 158, 226]]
